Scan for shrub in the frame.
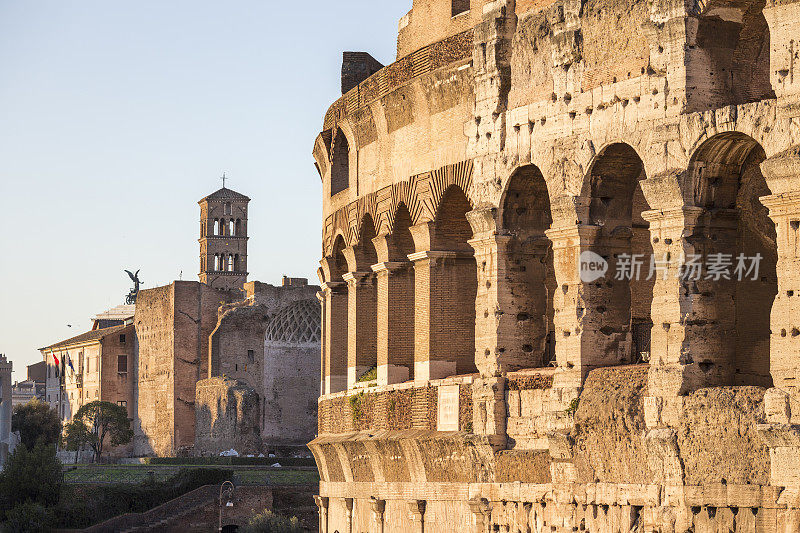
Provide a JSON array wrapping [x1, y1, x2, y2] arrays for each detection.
[[144, 456, 316, 467], [11, 400, 61, 449], [2, 502, 52, 533], [53, 467, 234, 529], [240, 510, 303, 533], [0, 442, 62, 514]]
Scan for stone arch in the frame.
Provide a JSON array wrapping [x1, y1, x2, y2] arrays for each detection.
[[685, 132, 777, 386], [432, 185, 475, 253], [690, 0, 774, 109], [428, 185, 478, 375], [331, 128, 351, 196], [584, 143, 654, 366], [325, 234, 349, 393], [497, 164, 557, 369]]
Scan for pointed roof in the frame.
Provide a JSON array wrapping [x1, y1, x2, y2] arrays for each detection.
[[199, 187, 250, 203]]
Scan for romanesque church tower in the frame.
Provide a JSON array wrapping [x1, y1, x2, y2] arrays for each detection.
[[198, 185, 250, 291]]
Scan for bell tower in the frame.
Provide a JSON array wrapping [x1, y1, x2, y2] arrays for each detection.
[[198, 183, 250, 291]]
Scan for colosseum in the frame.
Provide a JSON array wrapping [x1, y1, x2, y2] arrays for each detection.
[[309, 0, 800, 530]]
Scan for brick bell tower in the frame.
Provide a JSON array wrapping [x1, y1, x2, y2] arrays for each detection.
[[198, 180, 250, 291]]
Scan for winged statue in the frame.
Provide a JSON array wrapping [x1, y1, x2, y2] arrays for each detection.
[[125, 269, 143, 304]]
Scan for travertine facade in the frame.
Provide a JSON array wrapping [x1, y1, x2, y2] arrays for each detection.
[[310, 0, 800, 530]]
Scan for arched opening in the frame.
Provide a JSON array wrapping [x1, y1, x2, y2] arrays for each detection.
[[326, 235, 349, 393], [377, 203, 416, 384], [431, 185, 477, 375], [227, 254, 235, 272], [235, 219, 242, 236], [585, 143, 654, 365], [234, 254, 240, 272], [692, 2, 773, 109], [348, 215, 379, 385], [687, 132, 777, 386], [214, 219, 220, 235], [452, 0, 470, 16], [214, 254, 220, 271], [224, 202, 232, 215], [228, 219, 235, 236], [331, 128, 350, 196], [500, 165, 556, 368]]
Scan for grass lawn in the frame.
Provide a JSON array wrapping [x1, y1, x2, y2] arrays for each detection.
[[63, 464, 319, 485]]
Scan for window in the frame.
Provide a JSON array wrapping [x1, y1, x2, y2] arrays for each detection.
[[117, 401, 127, 408], [229, 219, 235, 235], [224, 202, 232, 215], [119, 334, 126, 344], [247, 350, 254, 363], [214, 219, 220, 235], [330, 128, 350, 195], [452, 0, 470, 16], [118, 354, 128, 373], [235, 364, 238, 372]]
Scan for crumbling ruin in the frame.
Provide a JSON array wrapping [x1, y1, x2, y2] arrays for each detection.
[[309, 0, 800, 530]]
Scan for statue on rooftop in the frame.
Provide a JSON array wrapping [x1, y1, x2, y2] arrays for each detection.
[[125, 269, 142, 304]]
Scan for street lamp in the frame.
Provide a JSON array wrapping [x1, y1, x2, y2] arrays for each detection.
[[218, 480, 235, 532]]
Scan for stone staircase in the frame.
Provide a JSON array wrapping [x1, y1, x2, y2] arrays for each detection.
[[82, 485, 219, 533]]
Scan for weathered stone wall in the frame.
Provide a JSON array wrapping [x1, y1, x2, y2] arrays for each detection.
[[194, 376, 261, 456], [199, 280, 321, 453], [312, 0, 800, 530], [135, 281, 235, 456]]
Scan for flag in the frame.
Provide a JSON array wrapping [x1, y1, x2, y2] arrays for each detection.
[[66, 352, 75, 374], [53, 352, 60, 377]]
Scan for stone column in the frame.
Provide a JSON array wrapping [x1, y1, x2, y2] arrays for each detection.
[[472, 376, 507, 450], [0, 355, 11, 466], [468, 207, 553, 376], [759, 191, 800, 392], [369, 497, 386, 533], [371, 243, 414, 385], [314, 495, 329, 533], [545, 223, 603, 390], [343, 271, 377, 388], [321, 282, 348, 394], [642, 207, 740, 426], [345, 498, 354, 533], [468, 498, 491, 533], [408, 500, 426, 533], [763, 4, 800, 98]]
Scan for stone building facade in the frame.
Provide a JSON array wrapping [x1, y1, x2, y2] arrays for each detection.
[[133, 281, 237, 456], [310, 0, 800, 531], [134, 186, 320, 457], [198, 187, 249, 292], [0, 355, 11, 466], [41, 324, 136, 421], [194, 278, 321, 456]]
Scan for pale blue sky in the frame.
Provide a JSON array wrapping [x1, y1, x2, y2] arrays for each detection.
[[0, 1, 409, 379]]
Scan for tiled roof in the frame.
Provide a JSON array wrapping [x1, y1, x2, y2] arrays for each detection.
[[40, 324, 128, 351], [200, 187, 250, 202]]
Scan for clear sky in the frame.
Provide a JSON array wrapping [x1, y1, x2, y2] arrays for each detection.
[[0, 1, 409, 380]]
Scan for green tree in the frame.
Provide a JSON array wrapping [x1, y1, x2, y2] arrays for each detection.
[[0, 442, 62, 514], [2, 501, 52, 533], [73, 401, 133, 462], [61, 418, 92, 463], [11, 399, 61, 449]]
